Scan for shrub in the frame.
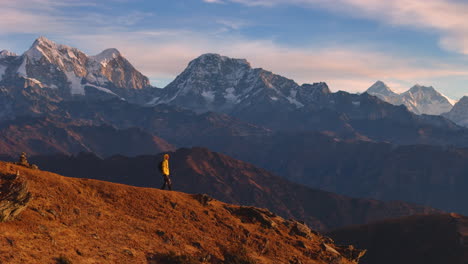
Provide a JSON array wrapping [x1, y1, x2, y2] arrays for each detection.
[[54, 255, 72, 264], [223, 246, 257, 264]]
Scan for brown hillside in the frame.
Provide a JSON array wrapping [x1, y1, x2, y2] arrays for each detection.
[[31, 147, 441, 231], [0, 162, 364, 264]]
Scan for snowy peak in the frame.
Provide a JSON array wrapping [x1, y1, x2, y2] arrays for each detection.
[[407, 84, 437, 94], [0, 50, 17, 59], [403, 85, 451, 105], [33, 36, 56, 46], [0, 37, 151, 98], [366, 81, 454, 115], [90, 48, 121, 66], [184, 53, 252, 77], [189, 53, 251, 68], [154, 53, 326, 113], [366, 81, 397, 97], [24, 36, 86, 67]]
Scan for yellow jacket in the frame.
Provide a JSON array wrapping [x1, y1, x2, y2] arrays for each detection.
[[162, 159, 170, 176]]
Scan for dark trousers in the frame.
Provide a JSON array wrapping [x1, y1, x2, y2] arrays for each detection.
[[161, 174, 172, 190]]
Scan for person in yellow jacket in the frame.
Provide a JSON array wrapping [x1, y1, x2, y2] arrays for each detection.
[[160, 154, 172, 190]]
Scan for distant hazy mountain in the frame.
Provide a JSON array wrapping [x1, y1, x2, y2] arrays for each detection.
[[366, 81, 399, 101], [366, 81, 454, 115], [443, 96, 468, 127]]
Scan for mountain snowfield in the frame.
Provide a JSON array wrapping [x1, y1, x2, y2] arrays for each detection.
[[366, 81, 455, 115], [0, 36, 151, 99]]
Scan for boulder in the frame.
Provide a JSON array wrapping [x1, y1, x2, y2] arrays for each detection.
[[289, 221, 313, 239], [0, 171, 32, 222], [227, 206, 277, 228]]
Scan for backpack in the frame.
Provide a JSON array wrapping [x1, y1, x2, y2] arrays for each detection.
[[158, 160, 164, 173]]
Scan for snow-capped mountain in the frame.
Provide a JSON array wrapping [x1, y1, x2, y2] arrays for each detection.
[[367, 80, 398, 100], [0, 50, 17, 59], [0, 37, 154, 100], [151, 53, 330, 113], [443, 96, 468, 127], [366, 81, 454, 115]]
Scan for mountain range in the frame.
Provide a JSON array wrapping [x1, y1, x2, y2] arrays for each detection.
[[366, 81, 455, 115]]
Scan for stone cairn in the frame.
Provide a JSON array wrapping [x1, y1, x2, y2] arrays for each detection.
[[16, 152, 38, 170]]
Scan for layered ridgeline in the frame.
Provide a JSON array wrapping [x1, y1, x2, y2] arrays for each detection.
[[0, 162, 366, 264], [29, 147, 440, 231], [0, 116, 174, 157], [205, 132, 468, 215], [148, 53, 468, 146], [366, 81, 455, 115]]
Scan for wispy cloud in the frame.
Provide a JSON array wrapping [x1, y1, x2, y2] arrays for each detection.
[[2, 0, 468, 98], [203, 0, 225, 3], [219, 0, 468, 56]]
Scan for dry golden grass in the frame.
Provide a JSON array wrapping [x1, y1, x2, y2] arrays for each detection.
[[0, 161, 359, 264]]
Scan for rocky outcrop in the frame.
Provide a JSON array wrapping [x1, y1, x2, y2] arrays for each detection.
[[227, 206, 278, 229], [0, 168, 32, 222]]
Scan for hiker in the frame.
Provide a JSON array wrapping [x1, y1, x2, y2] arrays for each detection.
[[159, 154, 172, 190]]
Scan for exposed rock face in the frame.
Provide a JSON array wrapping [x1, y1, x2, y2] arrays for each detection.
[[289, 221, 315, 239], [0, 168, 32, 222], [366, 81, 454, 115]]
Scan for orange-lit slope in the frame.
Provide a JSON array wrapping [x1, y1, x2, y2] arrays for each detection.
[[0, 162, 364, 264]]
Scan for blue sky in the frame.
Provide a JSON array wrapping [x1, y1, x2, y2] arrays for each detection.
[[1, 0, 468, 100]]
